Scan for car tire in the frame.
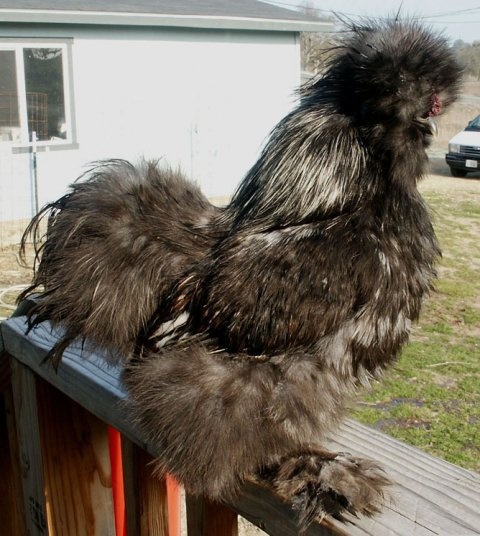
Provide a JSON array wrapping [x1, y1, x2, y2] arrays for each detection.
[[450, 167, 468, 178]]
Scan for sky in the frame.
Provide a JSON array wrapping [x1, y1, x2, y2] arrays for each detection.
[[268, 0, 480, 43]]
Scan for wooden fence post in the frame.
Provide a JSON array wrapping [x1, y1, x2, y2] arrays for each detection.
[[35, 377, 115, 535], [186, 495, 238, 536], [0, 355, 27, 535], [10, 358, 49, 536], [122, 438, 170, 536]]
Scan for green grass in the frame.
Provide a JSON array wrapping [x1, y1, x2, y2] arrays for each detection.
[[352, 188, 480, 472]]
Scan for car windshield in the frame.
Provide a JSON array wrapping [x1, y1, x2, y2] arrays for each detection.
[[465, 115, 480, 131]]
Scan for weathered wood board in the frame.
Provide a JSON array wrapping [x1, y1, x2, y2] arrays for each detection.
[[35, 377, 116, 536], [2, 315, 480, 536], [0, 370, 27, 536]]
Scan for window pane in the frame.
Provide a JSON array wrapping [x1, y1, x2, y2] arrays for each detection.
[[23, 48, 67, 141], [0, 50, 21, 142]]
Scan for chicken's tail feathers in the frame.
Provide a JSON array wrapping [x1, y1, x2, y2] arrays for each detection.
[[18, 159, 222, 364], [19, 192, 67, 279]]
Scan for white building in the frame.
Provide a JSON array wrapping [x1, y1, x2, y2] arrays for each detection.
[[0, 0, 330, 225]]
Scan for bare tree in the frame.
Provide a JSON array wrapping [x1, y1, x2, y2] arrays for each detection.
[[299, 2, 336, 74], [453, 40, 480, 80]]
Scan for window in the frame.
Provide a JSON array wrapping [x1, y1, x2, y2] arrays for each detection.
[[0, 42, 73, 146]]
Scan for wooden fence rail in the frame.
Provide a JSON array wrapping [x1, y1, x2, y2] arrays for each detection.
[[1, 306, 479, 535]]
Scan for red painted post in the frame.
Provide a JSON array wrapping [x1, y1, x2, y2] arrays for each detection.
[[167, 474, 181, 536], [109, 425, 181, 535], [108, 426, 126, 536]]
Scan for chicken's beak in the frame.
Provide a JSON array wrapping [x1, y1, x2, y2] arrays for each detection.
[[414, 116, 438, 137], [426, 116, 438, 136]]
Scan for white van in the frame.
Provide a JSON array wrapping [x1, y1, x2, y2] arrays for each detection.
[[445, 115, 480, 177]]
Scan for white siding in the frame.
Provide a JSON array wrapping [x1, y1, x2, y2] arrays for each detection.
[[0, 25, 300, 222]]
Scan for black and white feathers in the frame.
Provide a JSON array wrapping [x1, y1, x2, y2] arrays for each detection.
[[20, 19, 462, 530]]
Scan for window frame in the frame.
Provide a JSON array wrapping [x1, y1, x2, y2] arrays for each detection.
[[0, 38, 77, 151]]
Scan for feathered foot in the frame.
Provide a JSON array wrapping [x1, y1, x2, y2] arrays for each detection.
[[259, 448, 391, 531]]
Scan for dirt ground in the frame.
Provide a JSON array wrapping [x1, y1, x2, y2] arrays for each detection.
[[427, 157, 480, 194], [0, 241, 31, 287]]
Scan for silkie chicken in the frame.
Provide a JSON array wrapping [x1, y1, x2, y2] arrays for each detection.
[[20, 19, 462, 531]]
